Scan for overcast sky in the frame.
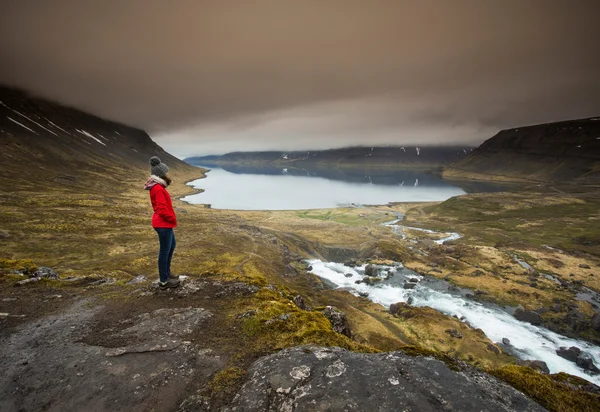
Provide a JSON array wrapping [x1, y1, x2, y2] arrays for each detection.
[[1, 0, 599, 157]]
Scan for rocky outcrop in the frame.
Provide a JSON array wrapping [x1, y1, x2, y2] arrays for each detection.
[[0, 303, 225, 412], [321, 306, 351, 338], [444, 116, 600, 183], [556, 346, 600, 374], [225, 345, 545, 411], [514, 309, 542, 326]]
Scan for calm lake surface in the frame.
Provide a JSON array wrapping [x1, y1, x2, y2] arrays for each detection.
[[182, 165, 513, 210]]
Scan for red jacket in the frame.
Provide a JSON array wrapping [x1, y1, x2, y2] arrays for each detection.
[[149, 184, 177, 228]]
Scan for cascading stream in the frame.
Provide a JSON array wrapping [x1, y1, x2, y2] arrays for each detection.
[[381, 213, 462, 245], [308, 259, 600, 385]]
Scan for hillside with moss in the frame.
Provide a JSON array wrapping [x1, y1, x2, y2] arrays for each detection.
[[1, 88, 600, 411], [443, 117, 600, 183]]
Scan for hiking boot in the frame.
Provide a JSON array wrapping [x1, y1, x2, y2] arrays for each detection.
[[168, 273, 180, 280], [159, 278, 180, 289]]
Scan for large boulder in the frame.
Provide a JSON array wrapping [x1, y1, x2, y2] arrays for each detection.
[[514, 309, 542, 326], [556, 346, 581, 362], [322, 306, 351, 338], [225, 346, 545, 411]]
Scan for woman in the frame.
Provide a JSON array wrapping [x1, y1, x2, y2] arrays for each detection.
[[145, 156, 180, 289]]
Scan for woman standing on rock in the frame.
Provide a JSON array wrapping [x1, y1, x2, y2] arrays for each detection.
[[145, 156, 180, 289]]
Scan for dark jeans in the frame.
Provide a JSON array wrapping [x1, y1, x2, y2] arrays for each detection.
[[155, 228, 176, 283]]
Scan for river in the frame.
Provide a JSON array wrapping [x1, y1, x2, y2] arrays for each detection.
[[307, 216, 600, 385]]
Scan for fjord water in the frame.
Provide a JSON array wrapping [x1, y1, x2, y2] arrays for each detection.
[[183, 165, 507, 210]]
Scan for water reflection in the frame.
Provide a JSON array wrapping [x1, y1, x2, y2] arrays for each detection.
[[182, 164, 509, 210]]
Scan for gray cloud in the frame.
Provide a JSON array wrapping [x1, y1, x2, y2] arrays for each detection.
[[1, 0, 599, 156]]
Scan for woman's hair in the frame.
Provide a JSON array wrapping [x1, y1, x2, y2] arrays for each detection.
[[163, 175, 173, 186]]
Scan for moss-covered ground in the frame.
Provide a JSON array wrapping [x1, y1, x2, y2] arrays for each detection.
[[1, 165, 599, 410]]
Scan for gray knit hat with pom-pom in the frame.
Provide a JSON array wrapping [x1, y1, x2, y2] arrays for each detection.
[[149, 156, 169, 177]]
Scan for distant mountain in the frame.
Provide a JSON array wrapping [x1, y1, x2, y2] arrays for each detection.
[[443, 117, 600, 183], [186, 146, 474, 170], [0, 86, 197, 191]]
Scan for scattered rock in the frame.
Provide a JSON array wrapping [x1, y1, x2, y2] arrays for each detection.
[[89, 278, 115, 286], [579, 264, 591, 269], [403, 282, 417, 290], [236, 310, 257, 319], [32, 267, 59, 280], [127, 275, 146, 284], [364, 264, 377, 277], [445, 329, 462, 339], [293, 295, 309, 310], [408, 277, 419, 283], [407, 296, 414, 305], [556, 346, 581, 362], [215, 282, 260, 297], [517, 360, 550, 374], [265, 314, 291, 325], [486, 343, 500, 354], [550, 304, 562, 313], [225, 345, 546, 412], [15, 277, 41, 286], [470, 270, 484, 277], [576, 351, 600, 374], [0, 230, 9, 238], [448, 285, 460, 293], [322, 306, 351, 338], [284, 263, 301, 277], [514, 309, 542, 326], [389, 302, 409, 316], [344, 273, 353, 278], [362, 277, 376, 286], [563, 309, 588, 332], [358, 292, 369, 298], [502, 338, 511, 346], [591, 313, 600, 332]]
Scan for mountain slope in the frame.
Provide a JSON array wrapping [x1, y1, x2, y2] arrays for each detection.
[[443, 117, 600, 183], [0, 86, 198, 192], [186, 146, 474, 170]]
